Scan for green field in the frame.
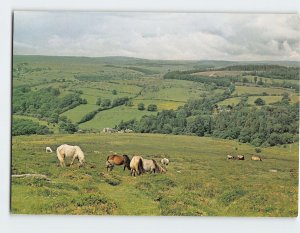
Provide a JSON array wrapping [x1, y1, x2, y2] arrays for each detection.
[[61, 104, 100, 123], [218, 95, 285, 106], [11, 133, 298, 216], [234, 85, 295, 96], [79, 106, 156, 130]]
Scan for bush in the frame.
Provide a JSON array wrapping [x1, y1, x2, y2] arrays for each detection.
[[138, 103, 145, 110], [255, 147, 262, 153], [254, 98, 265, 106], [96, 98, 102, 106], [101, 99, 111, 107], [12, 119, 52, 136], [147, 104, 158, 112]]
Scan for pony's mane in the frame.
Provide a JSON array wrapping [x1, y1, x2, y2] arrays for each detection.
[[123, 154, 130, 162]]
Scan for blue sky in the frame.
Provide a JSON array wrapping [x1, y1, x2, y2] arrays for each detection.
[[13, 12, 300, 61]]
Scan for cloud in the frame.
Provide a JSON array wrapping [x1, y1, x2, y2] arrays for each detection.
[[13, 12, 300, 61]]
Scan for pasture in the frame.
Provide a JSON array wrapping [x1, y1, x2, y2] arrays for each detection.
[[11, 133, 298, 216]]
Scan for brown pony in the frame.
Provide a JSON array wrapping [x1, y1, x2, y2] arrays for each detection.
[[106, 154, 131, 171]]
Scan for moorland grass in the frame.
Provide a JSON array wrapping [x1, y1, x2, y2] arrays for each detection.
[[11, 133, 298, 216]]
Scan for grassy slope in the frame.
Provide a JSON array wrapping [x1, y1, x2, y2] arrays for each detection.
[[11, 133, 298, 216]]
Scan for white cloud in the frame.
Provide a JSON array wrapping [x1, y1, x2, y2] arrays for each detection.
[[13, 12, 300, 61]]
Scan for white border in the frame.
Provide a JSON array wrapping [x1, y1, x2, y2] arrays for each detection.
[[1, 1, 300, 233]]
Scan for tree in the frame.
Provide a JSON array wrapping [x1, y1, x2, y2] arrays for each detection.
[[147, 104, 158, 112], [257, 78, 264, 85], [101, 99, 111, 107], [112, 90, 117, 95], [125, 100, 133, 106], [138, 103, 145, 110], [96, 97, 102, 106], [254, 98, 265, 106], [254, 76, 257, 84]]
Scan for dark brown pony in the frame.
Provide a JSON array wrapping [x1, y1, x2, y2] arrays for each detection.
[[106, 154, 131, 171]]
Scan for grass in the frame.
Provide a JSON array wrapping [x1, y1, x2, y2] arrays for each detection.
[[11, 133, 298, 216], [61, 104, 100, 123], [79, 106, 156, 130], [234, 85, 295, 95]]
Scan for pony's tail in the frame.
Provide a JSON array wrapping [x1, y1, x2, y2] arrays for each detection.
[[152, 159, 159, 172], [138, 158, 144, 175]]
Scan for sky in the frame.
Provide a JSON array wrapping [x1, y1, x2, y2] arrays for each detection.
[[13, 12, 300, 61]]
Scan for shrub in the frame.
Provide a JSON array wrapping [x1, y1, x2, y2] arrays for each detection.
[[147, 104, 158, 112], [255, 147, 262, 153], [138, 103, 145, 110], [254, 98, 265, 106]]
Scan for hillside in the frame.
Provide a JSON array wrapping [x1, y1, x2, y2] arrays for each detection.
[[12, 55, 299, 146]]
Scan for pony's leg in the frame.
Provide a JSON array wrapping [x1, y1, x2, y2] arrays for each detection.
[[70, 156, 77, 165], [59, 160, 65, 167]]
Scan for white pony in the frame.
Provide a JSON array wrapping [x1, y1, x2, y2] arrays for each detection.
[[161, 158, 169, 166], [56, 144, 85, 167], [46, 147, 53, 153]]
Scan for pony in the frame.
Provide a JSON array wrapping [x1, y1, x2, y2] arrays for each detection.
[[106, 154, 131, 172], [46, 147, 53, 153], [142, 158, 166, 174], [130, 155, 166, 176], [251, 155, 262, 161], [161, 158, 169, 165], [130, 155, 144, 176], [227, 155, 235, 160], [56, 144, 85, 167], [237, 155, 245, 160]]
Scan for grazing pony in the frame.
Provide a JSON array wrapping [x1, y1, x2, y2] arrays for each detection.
[[227, 155, 235, 160], [251, 155, 262, 161], [130, 155, 144, 176], [161, 158, 169, 165], [46, 147, 53, 153], [56, 144, 85, 167], [237, 155, 245, 160], [130, 155, 166, 176], [106, 154, 131, 171]]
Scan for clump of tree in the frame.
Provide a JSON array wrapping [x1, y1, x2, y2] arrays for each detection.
[[101, 99, 111, 108], [12, 119, 52, 136], [138, 103, 145, 110], [147, 104, 158, 112], [96, 98, 102, 106], [254, 98, 266, 106], [116, 96, 299, 147], [111, 97, 129, 107], [219, 64, 300, 80], [13, 86, 86, 122], [58, 116, 78, 134]]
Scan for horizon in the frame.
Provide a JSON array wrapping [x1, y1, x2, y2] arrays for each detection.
[[12, 54, 300, 63]]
